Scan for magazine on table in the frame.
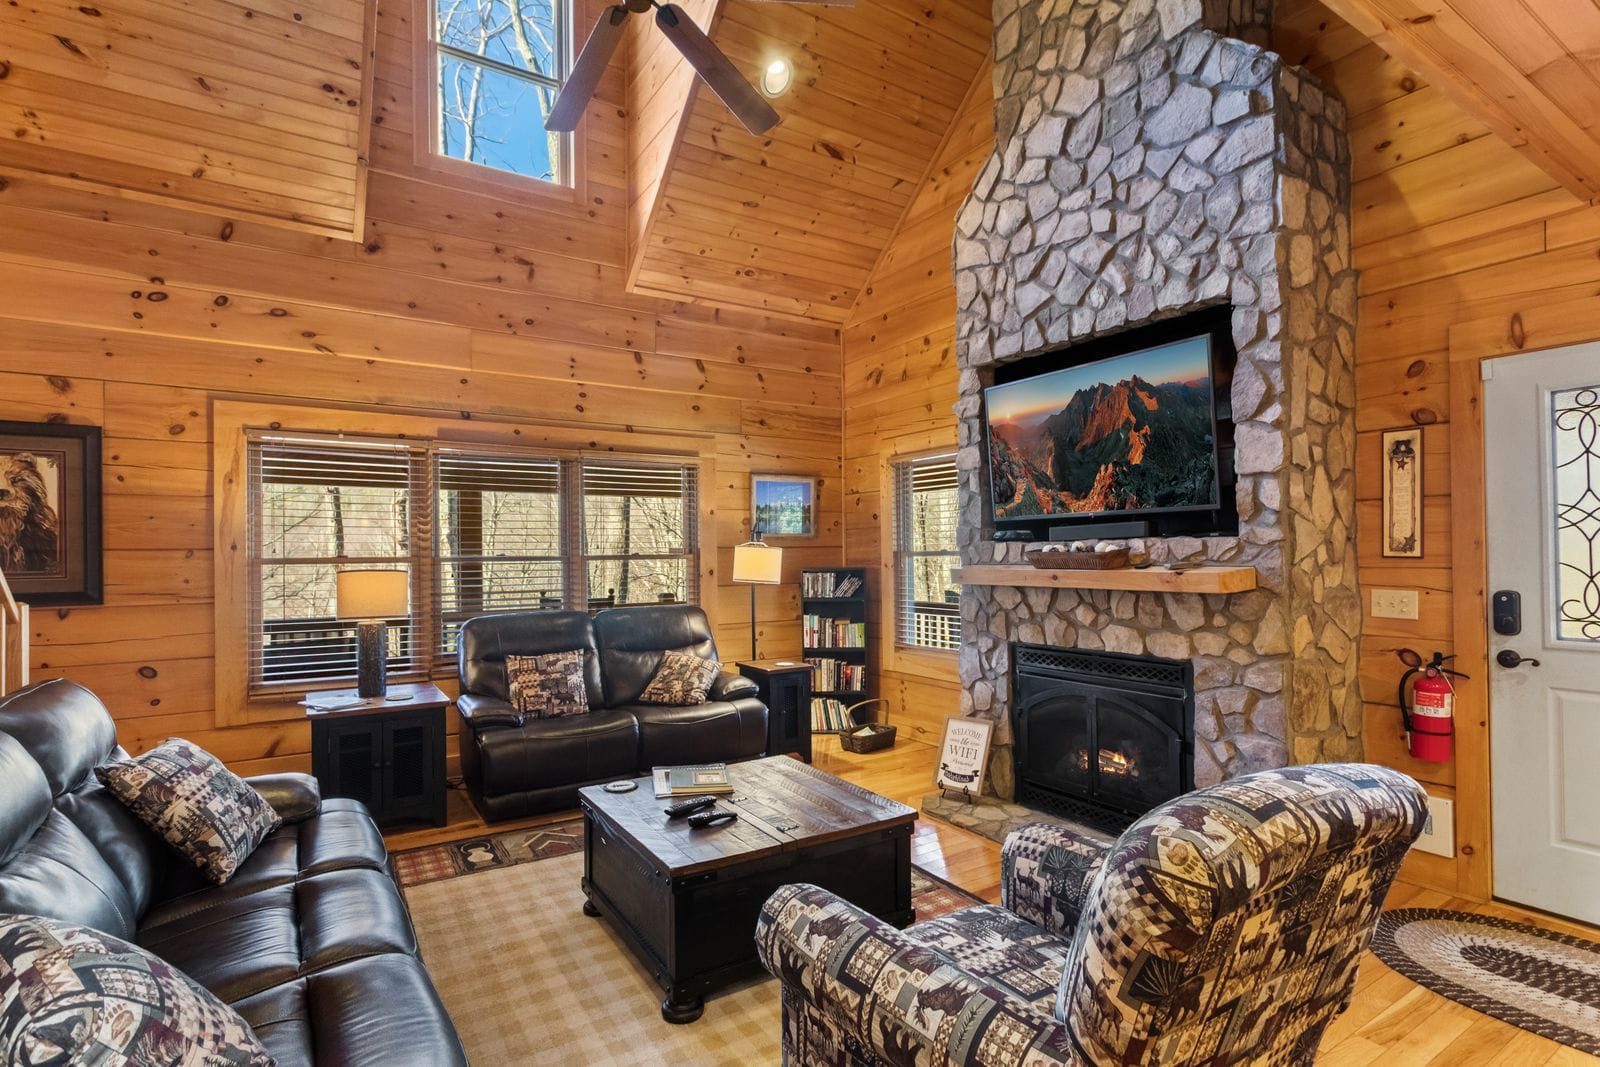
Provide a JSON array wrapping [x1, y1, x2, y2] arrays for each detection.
[[652, 763, 734, 798]]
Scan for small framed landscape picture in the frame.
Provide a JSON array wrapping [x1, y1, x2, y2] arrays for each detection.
[[0, 421, 102, 605], [751, 473, 817, 538], [935, 716, 994, 796]]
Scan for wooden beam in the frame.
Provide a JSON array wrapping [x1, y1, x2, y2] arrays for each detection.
[[1320, 0, 1600, 201]]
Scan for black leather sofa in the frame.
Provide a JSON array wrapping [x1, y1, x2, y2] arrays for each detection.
[[456, 604, 767, 820], [0, 679, 467, 1067]]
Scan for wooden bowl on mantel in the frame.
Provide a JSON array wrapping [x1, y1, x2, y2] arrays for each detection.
[[1025, 547, 1130, 570]]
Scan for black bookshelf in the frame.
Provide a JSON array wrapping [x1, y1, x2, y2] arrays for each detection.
[[801, 568, 871, 735]]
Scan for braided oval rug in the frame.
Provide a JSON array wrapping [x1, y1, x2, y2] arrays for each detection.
[[1372, 908, 1600, 1055]]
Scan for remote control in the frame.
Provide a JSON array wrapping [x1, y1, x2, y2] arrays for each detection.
[[664, 796, 717, 819], [687, 809, 737, 828]]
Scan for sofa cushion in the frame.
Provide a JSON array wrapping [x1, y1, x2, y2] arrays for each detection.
[[469, 708, 639, 797], [623, 698, 768, 768], [144, 798, 390, 921], [98, 739, 283, 885], [592, 604, 718, 706], [0, 809, 143, 940], [458, 610, 602, 708], [508, 649, 590, 719], [138, 868, 419, 1004], [637, 649, 721, 705], [0, 733, 50, 868], [0, 679, 119, 796], [234, 954, 468, 1067], [0, 914, 273, 1067]]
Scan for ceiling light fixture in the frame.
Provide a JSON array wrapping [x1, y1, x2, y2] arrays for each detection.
[[759, 57, 793, 98]]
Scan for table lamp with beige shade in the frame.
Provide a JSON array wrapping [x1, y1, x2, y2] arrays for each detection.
[[336, 568, 409, 698], [731, 530, 782, 659]]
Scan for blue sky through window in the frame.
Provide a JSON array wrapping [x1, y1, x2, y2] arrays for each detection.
[[434, 0, 565, 182]]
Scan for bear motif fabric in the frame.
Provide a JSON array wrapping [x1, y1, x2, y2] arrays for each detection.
[[637, 650, 721, 705], [506, 650, 590, 719], [96, 739, 282, 885], [0, 914, 275, 1066]]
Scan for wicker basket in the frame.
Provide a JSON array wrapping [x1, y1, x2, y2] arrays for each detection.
[[1026, 547, 1130, 570], [839, 699, 896, 753]]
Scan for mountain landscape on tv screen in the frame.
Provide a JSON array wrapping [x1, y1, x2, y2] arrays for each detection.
[[988, 367, 1216, 520]]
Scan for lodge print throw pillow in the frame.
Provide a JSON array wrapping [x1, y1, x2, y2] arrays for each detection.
[[638, 650, 721, 705], [96, 739, 282, 885], [0, 914, 275, 1067], [507, 650, 590, 719]]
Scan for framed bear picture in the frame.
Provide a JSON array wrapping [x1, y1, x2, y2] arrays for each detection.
[[0, 422, 102, 605]]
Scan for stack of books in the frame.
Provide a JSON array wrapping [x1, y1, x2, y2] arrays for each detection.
[[806, 657, 864, 692], [802, 572, 863, 598], [802, 615, 866, 648], [810, 697, 856, 732], [651, 763, 734, 798]]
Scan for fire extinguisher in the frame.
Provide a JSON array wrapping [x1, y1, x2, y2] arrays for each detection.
[[1396, 649, 1468, 763]]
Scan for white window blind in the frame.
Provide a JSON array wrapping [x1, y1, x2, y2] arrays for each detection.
[[893, 454, 962, 652], [434, 450, 565, 664], [248, 435, 426, 692], [581, 462, 698, 609]]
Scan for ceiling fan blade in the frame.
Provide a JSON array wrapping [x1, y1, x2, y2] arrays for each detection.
[[546, 4, 630, 133], [655, 4, 781, 135]]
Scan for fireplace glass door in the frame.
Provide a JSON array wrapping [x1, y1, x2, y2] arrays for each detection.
[[1017, 685, 1184, 820]]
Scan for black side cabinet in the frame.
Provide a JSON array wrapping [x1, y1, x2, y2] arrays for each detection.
[[306, 683, 449, 828], [739, 660, 812, 764]]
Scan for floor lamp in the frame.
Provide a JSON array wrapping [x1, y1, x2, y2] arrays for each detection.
[[731, 533, 783, 660]]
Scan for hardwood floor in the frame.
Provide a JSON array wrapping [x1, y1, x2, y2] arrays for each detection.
[[386, 738, 1599, 1064]]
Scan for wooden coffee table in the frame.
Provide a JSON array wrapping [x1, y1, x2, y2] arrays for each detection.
[[577, 756, 916, 1023]]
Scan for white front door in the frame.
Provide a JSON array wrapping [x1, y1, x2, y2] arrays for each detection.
[[1485, 343, 1600, 925]]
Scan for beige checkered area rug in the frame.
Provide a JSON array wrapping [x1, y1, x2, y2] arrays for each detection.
[[399, 821, 982, 1066]]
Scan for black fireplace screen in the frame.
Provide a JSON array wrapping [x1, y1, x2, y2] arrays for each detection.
[[1012, 644, 1194, 834]]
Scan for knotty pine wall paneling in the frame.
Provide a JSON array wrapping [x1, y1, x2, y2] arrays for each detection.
[[0, 0, 842, 780], [840, 68, 992, 747], [1278, 0, 1591, 896]]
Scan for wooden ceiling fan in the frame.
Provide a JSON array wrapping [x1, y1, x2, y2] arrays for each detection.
[[547, 0, 855, 137]]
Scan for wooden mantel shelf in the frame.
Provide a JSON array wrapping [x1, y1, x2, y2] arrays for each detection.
[[953, 564, 1258, 595]]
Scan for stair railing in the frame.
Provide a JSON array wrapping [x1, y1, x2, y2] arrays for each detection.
[[0, 567, 28, 697]]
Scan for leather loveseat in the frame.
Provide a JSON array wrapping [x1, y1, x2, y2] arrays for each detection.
[[456, 604, 767, 820], [0, 678, 467, 1067]]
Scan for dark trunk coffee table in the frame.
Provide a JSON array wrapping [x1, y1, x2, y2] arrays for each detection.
[[578, 756, 916, 1023]]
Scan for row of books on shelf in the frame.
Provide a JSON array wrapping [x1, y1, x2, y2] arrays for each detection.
[[802, 571, 863, 598], [802, 615, 866, 649], [811, 697, 858, 732], [806, 657, 864, 692]]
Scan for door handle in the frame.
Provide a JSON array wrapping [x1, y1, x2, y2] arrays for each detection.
[[1496, 649, 1542, 669]]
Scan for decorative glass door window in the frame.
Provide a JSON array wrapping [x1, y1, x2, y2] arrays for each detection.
[[1552, 386, 1600, 641], [430, 0, 571, 183]]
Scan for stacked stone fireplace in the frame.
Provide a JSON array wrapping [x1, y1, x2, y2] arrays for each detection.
[[952, 0, 1362, 803]]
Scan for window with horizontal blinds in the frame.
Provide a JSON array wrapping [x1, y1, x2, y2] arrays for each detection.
[[434, 450, 565, 664], [893, 454, 962, 652], [248, 436, 426, 691], [581, 461, 698, 608]]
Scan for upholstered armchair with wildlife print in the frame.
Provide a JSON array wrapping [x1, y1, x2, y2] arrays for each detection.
[[756, 763, 1426, 1067]]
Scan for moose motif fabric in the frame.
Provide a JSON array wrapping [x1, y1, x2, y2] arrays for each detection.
[[637, 650, 721, 705], [507, 650, 590, 719], [757, 763, 1427, 1067], [96, 739, 282, 885], [0, 914, 274, 1066]]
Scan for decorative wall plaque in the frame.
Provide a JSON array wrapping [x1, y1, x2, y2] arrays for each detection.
[[1382, 428, 1423, 558]]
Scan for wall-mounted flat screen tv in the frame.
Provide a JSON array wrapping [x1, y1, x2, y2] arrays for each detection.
[[982, 307, 1237, 539]]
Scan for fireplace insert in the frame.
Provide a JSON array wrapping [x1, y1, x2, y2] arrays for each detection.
[[1012, 643, 1194, 834]]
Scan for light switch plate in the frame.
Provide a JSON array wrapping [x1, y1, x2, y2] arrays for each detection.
[[1371, 588, 1420, 620], [1414, 793, 1455, 857]]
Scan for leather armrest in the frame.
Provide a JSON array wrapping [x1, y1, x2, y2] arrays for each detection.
[[457, 692, 522, 730], [757, 884, 1082, 1066], [1000, 820, 1115, 935], [246, 772, 321, 824], [710, 672, 759, 701]]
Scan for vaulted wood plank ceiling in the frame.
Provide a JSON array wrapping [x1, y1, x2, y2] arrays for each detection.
[[0, 0, 377, 237], [624, 0, 992, 323], [1315, 0, 1600, 202]]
